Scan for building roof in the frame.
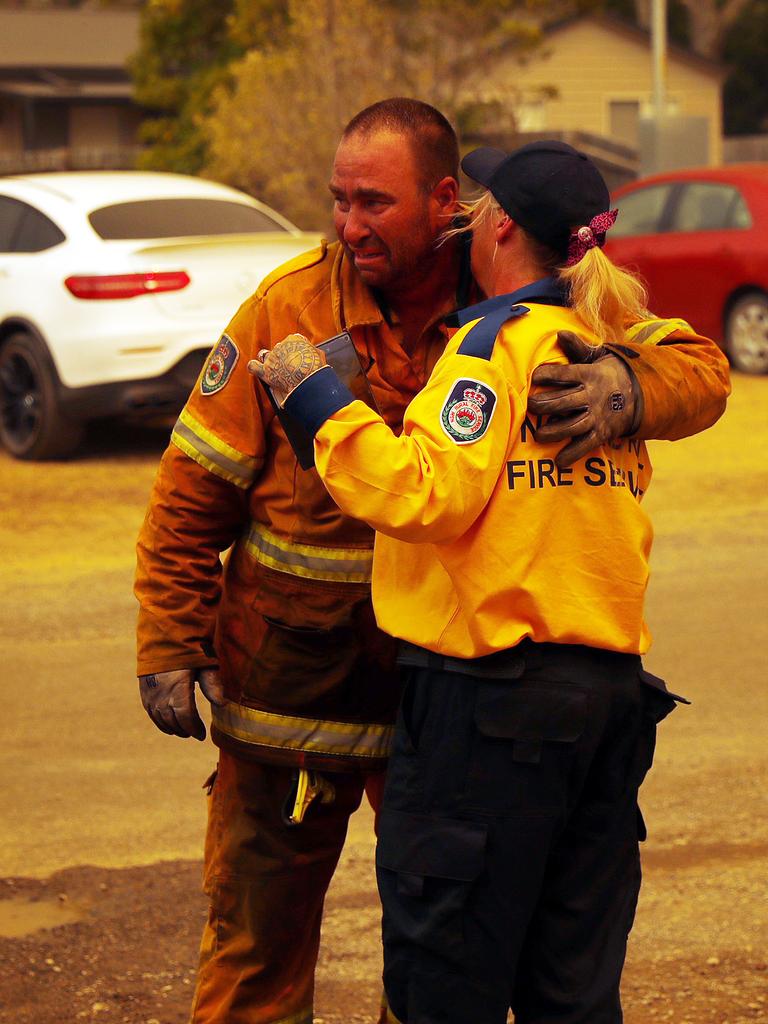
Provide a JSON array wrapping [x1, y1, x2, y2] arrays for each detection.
[[544, 13, 725, 80], [0, 77, 134, 100], [0, 9, 140, 69]]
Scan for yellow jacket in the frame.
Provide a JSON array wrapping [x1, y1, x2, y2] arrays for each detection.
[[285, 284, 658, 658]]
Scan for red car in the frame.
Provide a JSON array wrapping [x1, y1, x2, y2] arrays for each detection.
[[605, 165, 768, 374]]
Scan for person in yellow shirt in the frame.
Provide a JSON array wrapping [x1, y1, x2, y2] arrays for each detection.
[[253, 140, 699, 1024]]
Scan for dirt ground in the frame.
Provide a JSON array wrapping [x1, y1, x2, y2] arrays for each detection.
[[0, 372, 766, 1024]]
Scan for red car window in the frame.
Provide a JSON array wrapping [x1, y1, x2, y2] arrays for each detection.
[[670, 183, 752, 233], [612, 184, 675, 238]]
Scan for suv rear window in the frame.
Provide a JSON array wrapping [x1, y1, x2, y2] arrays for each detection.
[[88, 199, 289, 239]]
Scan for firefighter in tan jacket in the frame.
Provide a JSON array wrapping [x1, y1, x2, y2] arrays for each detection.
[[134, 101, 730, 1024]]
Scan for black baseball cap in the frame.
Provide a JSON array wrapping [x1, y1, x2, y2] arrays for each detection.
[[461, 141, 611, 259]]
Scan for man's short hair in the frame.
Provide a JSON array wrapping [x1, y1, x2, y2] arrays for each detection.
[[342, 98, 459, 192]]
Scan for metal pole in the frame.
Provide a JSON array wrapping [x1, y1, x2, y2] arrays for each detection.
[[652, 0, 667, 118]]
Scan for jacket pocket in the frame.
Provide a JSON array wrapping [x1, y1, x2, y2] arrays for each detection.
[[252, 562, 371, 632], [239, 563, 398, 715]]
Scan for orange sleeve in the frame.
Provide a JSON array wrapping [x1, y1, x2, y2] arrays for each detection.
[[618, 329, 730, 441], [134, 295, 273, 676], [134, 444, 248, 675], [133, 244, 335, 678]]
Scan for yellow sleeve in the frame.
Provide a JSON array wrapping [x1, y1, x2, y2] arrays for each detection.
[[313, 351, 519, 544], [617, 318, 731, 441]]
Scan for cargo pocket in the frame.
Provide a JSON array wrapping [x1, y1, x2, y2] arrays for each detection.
[[243, 563, 370, 708], [466, 681, 588, 813], [376, 808, 487, 956]]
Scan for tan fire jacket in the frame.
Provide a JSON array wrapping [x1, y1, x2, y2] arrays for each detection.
[[135, 240, 729, 771]]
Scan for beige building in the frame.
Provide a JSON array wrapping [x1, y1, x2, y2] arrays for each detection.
[[0, 8, 141, 170], [468, 15, 725, 167]]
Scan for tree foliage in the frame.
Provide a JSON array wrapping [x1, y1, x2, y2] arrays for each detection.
[[722, 0, 768, 134], [598, 0, 752, 56], [130, 0, 288, 174], [202, 0, 552, 229], [593, 0, 692, 49]]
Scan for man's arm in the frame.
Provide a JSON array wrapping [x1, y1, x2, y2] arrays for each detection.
[[135, 444, 250, 738], [613, 325, 730, 440], [528, 320, 730, 466], [135, 298, 272, 738]]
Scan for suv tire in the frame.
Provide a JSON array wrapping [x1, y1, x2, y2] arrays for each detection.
[[0, 331, 84, 459]]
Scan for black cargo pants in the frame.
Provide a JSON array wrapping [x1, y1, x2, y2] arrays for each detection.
[[376, 640, 686, 1024]]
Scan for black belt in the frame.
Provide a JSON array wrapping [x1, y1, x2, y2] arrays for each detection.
[[397, 638, 639, 681]]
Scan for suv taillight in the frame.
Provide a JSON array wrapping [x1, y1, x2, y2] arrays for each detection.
[[64, 271, 190, 300]]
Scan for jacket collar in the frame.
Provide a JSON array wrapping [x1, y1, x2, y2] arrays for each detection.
[[333, 243, 386, 329], [446, 276, 569, 328], [332, 232, 477, 331]]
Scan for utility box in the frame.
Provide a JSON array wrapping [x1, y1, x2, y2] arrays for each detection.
[[638, 116, 710, 175]]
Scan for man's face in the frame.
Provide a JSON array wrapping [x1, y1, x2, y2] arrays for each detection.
[[329, 130, 449, 293]]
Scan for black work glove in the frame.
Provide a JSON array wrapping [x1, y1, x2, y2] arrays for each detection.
[[138, 668, 225, 741], [528, 331, 643, 468]]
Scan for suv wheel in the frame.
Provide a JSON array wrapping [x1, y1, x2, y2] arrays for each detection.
[[725, 292, 768, 375], [0, 332, 84, 459]]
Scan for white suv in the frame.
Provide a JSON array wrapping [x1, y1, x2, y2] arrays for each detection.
[[0, 171, 322, 459]]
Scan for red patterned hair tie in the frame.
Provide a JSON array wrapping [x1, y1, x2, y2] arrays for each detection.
[[565, 209, 619, 267]]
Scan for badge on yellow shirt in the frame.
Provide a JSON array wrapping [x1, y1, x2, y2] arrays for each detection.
[[440, 379, 497, 444]]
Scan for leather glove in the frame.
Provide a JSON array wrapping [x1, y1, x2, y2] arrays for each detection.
[[248, 334, 326, 406], [528, 330, 643, 468], [138, 667, 225, 741]]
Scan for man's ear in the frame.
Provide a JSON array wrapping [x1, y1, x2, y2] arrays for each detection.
[[431, 176, 460, 218]]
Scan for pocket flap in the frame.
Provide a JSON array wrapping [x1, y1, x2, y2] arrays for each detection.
[[639, 669, 690, 705], [474, 683, 587, 742], [376, 809, 487, 881], [639, 669, 690, 723]]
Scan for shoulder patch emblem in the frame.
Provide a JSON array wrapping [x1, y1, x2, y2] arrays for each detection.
[[201, 335, 239, 396], [440, 379, 497, 444]]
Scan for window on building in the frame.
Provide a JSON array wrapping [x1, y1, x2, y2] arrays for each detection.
[[609, 101, 640, 148], [516, 100, 547, 132], [24, 101, 68, 151]]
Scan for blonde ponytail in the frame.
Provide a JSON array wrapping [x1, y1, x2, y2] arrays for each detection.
[[558, 247, 649, 345]]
